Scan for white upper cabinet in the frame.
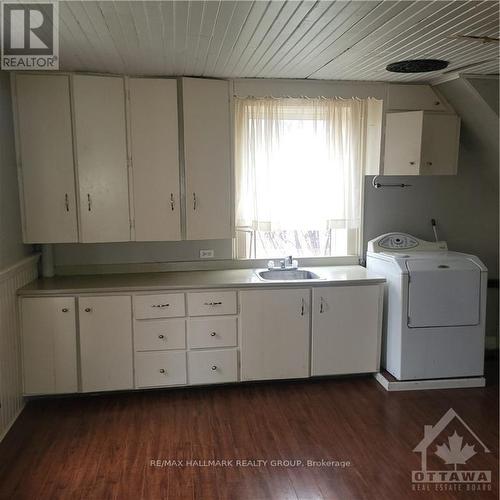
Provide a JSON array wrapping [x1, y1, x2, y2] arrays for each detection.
[[72, 75, 131, 242], [384, 111, 460, 175], [128, 78, 181, 241], [387, 84, 449, 112], [13, 74, 78, 243], [182, 77, 232, 240]]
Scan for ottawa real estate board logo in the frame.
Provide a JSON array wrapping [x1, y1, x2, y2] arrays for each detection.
[[1, 1, 58, 69], [412, 408, 491, 493]]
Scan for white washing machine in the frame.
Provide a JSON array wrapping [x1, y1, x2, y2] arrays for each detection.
[[366, 232, 487, 381]]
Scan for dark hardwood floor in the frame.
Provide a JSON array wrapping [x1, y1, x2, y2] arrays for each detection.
[[0, 363, 497, 500]]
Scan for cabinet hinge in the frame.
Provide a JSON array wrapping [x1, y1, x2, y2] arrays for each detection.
[[130, 218, 135, 230]]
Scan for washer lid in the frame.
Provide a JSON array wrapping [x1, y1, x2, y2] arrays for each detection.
[[407, 258, 481, 328]]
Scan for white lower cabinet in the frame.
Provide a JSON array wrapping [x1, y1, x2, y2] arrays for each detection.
[[240, 289, 310, 381], [135, 351, 187, 388], [134, 319, 186, 351], [311, 285, 383, 376], [21, 297, 78, 395], [188, 317, 237, 349], [188, 349, 238, 385], [20, 283, 383, 396], [79, 295, 133, 392]]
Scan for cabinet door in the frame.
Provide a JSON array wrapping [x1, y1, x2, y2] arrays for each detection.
[[129, 78, 181, 241], [383, 111, 423, 175], [79, 296, 133, 392], [182, 78, 232, 240], [14, 74, 78, 243], [421, 114, 460, 175], [72, 75, 130, 242], [21, 297, 77, 395], [240, 289, 310, 381], [312, 285, 382, 376]]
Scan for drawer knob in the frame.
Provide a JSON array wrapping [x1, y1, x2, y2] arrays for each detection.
[[210, 332, 216, 337], [61, 308, 69, 313], [84, 308, 92, 313], [204, 301, 222, 306], [159, 369, 166, 374], [158, 334, 165, 339], [152, 303, 170, 308], [211, 365, 217, 371]]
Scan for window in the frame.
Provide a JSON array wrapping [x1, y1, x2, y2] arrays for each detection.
[[234, 96, 382, 259]]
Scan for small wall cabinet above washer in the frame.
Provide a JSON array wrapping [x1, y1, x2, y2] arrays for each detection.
[[383, 111, 460, 176]]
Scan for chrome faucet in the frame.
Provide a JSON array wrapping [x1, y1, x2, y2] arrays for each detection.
[[269, 256, 298, 271]]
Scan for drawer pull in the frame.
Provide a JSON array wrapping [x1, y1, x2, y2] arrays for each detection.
[[159, 369, 166, 374], [84, 307, 92, 313], [210, 331, 217, 337], [211, 365, 217, 371], [158, 334, 165, 339], [62, 308, 69, 313], [152, 303, 170, 308], [204, 301, 222, 306]]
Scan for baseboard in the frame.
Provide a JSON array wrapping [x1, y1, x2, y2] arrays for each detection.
[[374, 372, 486, 392], [0, 404, 25, 443]]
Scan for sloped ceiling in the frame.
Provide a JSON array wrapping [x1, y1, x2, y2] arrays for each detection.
[[48, 1, 500, 81]]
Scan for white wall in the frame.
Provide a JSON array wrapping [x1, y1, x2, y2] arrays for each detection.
[[0, 71, 31, 270], [53, 239, 233, 267]]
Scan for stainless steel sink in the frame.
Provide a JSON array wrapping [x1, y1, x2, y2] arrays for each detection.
[[257, 269, 323, 281]]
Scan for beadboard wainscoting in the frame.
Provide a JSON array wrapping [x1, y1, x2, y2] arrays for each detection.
[[0, 255, 38, 441]]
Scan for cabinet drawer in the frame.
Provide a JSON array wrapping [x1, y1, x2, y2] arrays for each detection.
[[187, 291, 237, 316], [135, 351, 187, 388], [188, 317, 237, 349], [134, 293, 185, 319], [188, 349, 238, 385], [134, 319, 186, 351]]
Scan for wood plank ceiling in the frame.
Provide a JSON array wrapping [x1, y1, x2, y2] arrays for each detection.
[[36, 1, 500, 81]]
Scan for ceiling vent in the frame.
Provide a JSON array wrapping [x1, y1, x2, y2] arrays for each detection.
[[386, 59, 449, 73]]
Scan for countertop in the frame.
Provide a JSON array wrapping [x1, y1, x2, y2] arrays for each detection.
[[18, 265, 385, 296]]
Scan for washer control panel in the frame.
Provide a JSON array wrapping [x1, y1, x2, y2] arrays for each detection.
[[378, 233, 419, 250], [367, 233, 448, 253]]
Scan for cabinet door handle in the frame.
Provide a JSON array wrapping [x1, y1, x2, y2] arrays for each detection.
[[64, 193, 69, 212], [159, 369, 166, 374], [211, 365, 217, 371], [152, 303, 170, 308], [301, 298, 305, 316], [204, 301, 222, 306], [210, 331, 216, 337], [409, 161, 415, 165], [170, 193, 175, 211], [426, 161, 433, 166], [62, 308, 69, 313], [158, 334, 165, 339], [193, 192, 197, 210], [84, 307, 92, 313], [87, 193, 92, 211], [320, 297, 324, 314]]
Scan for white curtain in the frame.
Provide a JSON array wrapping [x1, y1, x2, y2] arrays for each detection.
[[234, 96, 380, 234]]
